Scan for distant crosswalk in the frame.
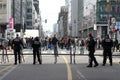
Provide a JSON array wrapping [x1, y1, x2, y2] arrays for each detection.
[[22, 48, 89, 55]]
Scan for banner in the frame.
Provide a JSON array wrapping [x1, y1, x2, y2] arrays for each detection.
[[9, 18, 14, 29]]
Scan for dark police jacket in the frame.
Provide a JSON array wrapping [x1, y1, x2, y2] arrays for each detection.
[[102, 38, 113, 50], [32, 40, 41, 51], [88, 37, 96, 51], [12, 37, 23, 50]]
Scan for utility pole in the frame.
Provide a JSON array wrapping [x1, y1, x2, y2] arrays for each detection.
[[106, 0, 111, 37], [20, 0, 23, 37], [13, 0, 15, 28]]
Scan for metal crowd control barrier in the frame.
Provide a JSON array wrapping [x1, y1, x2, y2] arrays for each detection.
[[0, 48, 9, 63], [0, 50, 120, 64]]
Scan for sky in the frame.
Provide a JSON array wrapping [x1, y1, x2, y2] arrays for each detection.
[[39, 0, 65, 32], [39, 0, 96, 32]]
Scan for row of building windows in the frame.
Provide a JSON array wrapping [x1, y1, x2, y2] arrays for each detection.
[[97, 15, 120, 23], [0, 3, 6, 9], [27, 21, 32, 26], [97, 0, 120, 2], [27, 2, 32, 7], [96, 0, 120, 24], [97, 5, 120, 12], [27, 15, 32, 19]]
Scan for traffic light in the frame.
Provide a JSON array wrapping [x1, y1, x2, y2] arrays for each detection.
[[45, 19, 47, 23]]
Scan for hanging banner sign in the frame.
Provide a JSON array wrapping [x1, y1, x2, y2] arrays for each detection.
[[9, 18, 14, 29]]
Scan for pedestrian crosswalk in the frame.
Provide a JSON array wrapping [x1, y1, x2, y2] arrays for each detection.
[[22, 48, 89, 55]]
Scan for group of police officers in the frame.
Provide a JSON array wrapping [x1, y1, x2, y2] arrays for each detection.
[[11, 34, 42, 65], [86, 34, 113, 67], [10, 33, 114, 67]]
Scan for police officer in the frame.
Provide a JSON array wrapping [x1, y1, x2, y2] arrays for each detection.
[[12, 34, 23, 65], [87, 33, 99, 67], [102, 34, 113, 66], [32, 37, 41, 64]]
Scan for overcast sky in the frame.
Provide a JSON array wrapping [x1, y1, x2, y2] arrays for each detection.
[[39, 0, 65, 32]]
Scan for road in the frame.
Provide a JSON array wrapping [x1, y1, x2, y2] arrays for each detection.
[[0, 48, 120, 80]]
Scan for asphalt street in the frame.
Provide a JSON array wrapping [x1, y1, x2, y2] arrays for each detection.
[[0, 49, 120, 80]]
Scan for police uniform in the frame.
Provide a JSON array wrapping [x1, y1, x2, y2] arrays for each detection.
[[87, 34, 99, 67], [102, 35, 113, 66], [12, 35, 23, 65], [32, 37, 41, 64]]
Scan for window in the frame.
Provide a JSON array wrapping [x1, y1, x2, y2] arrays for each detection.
[[27, 2, 32, 7], [100, 5, 106, 12], [111, 5, 115, 12], [27, 9, 32, 13], [100, 14, 107, 22], [27, 22, 32, 26], [3, 4, 6, 9], [0, 4, 2, 9], [27, 15, 32, 19]]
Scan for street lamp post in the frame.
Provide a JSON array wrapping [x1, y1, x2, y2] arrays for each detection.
[[20, 0, 24, 38], [12, 0, 15, 29]]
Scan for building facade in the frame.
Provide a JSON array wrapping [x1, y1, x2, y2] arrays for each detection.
[[71, 0, 83, 37], [58, 6, 68, 38], [0, 0, 10, 37], [0, 0, 42, 38], [82, 2, 96, 38], [96, 0, 120, 39], [65, 0, 71, 36], [71, 0, 78, 37], [26, 0, 34, 29]]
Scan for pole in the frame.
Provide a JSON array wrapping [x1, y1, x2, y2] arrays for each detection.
[[13, 0, 15, 28], [106, 1, 111, 37], [20, 0, 23, 37]]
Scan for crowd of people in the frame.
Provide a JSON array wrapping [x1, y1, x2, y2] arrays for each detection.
[[0, 33, 120, 67]]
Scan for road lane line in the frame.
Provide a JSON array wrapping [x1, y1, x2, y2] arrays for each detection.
[[62, 56, 72, 80], [0, 65, 14, 73], [77, 71, 87, 80], [0, 65, 18, 80]]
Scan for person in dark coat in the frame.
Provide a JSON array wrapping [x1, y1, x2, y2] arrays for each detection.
[[102, 34, 113, 66], [87, 33, 99, 67], [52, 34, 58, 64], [32, 37, 41, 64], [12, 34, 23, 65]]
